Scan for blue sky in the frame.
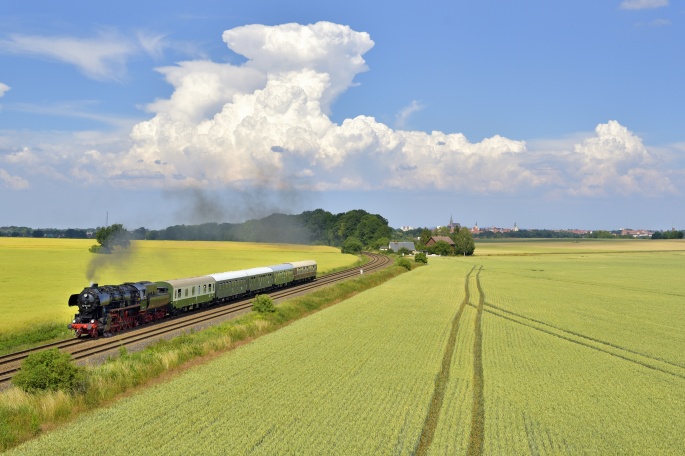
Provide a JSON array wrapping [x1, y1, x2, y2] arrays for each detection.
[[1, 0, 683, 230]]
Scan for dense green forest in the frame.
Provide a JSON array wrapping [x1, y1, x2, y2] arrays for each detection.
[[143, 209, 393, 246]]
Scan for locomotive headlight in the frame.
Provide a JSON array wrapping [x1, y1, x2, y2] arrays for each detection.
[[90, 319, 95, 324], [72, 319, 76, 324]]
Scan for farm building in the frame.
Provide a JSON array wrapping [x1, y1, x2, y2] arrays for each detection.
[[387, 241, 416, 252], [425, 236, 455, 247]]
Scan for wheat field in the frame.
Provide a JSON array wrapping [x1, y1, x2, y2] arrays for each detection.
[[7, 239, 685, 454]]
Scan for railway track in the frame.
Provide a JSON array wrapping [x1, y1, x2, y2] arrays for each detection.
[[0, 252, 392, 387]]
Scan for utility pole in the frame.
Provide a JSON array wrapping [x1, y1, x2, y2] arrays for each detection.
[[106, 211, 108, 228]]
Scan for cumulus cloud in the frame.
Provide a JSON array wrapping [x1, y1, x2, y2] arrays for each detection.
[[566, 121, 674, 195], [619, 0, 668, 10], [0, 82, 9, 97], [4, 22, 677, 199], [109, 22, 542, 194]]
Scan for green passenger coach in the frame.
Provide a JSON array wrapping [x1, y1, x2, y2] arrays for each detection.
[[156, 276, 216, 312], [209, 270, 249, 302], [288, 260, 317, 282]]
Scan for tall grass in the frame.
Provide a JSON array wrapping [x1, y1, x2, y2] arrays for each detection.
[[0, 263, 406, 452], [0, 323, 71, 356]]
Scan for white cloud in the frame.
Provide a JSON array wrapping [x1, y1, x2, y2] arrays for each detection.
[[10, 100, 142, 128], [1, 22, 679, 200], [223, 22, 373, 114], [0, 31, 136, 81], [566, 120, 674, 196], [136, 31, 168, 60], [0, 128, 131, 188], [395, 100, 424, 129], [99, 22, 677, 198], [146, 60, 266, 124], [620, 0, 668, 10], [0, 82, 9, 97], [0, 29, 175, 82], [0, 168, 29, 189]]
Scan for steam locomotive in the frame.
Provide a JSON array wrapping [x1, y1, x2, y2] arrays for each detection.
[[68, 260, 317, 338]]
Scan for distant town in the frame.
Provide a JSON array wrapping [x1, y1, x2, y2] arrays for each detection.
[[401, 217, 683, 240]]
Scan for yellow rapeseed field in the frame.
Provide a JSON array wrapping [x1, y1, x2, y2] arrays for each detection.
[[0, 238, 356, 335]]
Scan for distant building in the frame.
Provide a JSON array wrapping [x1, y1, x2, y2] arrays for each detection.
[[448, 215, 459, 233], [621, 229, 653, 238], [425, 236, 455, 247], [400, 226, 414, 232], [387, 241, 416, 252]]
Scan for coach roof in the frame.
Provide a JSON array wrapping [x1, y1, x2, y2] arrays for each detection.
[[209, 270, 248, 282], [288, 260, 316, 268]]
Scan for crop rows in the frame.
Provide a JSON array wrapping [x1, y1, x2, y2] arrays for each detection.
[[9, 260, 474, 455], [8, 247, 685, 454], [474, 252, 685, 453]]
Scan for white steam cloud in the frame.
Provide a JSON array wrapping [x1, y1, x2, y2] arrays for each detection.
[[0, 82, 9, 97]]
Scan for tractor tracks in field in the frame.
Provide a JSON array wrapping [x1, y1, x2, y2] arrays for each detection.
[[416, 266, 474, 455], [481, 302, 685, 380], [467, 271, 685, 380], [417, 265, 487, 456], [467, 267, 485, 456], [420, 261, 685, 456]]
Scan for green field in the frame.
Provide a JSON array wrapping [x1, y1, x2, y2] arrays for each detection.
[[0, 238, 357, 335], [7, 239, 685, 454]]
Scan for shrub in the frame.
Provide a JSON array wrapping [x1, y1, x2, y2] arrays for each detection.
[[414, 252, 428, 264], [12, 348, 87, 393], [396, 257, 412, 271], [341, 237, 363, 255], [252, 295, 275, 313], [428, 241, 454, 256]]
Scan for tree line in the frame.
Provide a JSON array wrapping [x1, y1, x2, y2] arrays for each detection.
[[89, 209, 393, 254]]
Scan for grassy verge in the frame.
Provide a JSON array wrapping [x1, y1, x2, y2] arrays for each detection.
[[0, 262, 407, 452], [0, 323, 72, 357]]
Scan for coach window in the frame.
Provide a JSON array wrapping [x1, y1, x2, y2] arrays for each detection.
[[185, 288, 188, 297], [192, 286, 195, 296]]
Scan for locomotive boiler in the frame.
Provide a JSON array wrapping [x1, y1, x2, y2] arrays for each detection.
[[68, 282, 170, 337]]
